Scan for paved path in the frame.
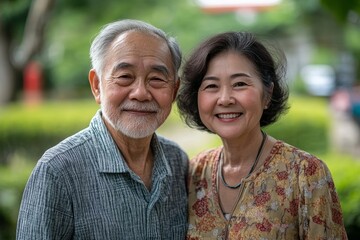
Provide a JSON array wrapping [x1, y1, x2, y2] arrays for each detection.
[[330, 109, 360, 157], [157, 119, 220, 158]]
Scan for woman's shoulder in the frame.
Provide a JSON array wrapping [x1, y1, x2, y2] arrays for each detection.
[[191, 146, 222, 162], [189, 146, 222, 172], [274, 140, 322, 162], [270, 140, 331, 179]]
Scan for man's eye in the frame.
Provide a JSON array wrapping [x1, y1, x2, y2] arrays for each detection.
[[112, 74, 134, 86], [151, 77, 165, 81], [149, 77, 168, 88], [117, 74, 132, 79]]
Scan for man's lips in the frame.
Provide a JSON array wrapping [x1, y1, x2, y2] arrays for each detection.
[[120, 101, 159, 115], [123, 109, 157, 114]]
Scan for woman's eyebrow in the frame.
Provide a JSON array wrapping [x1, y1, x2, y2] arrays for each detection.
[[230, 72, 251, 78], [203, 72, 251, 81]]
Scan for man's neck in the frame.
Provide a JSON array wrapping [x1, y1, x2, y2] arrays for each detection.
[[105, 119, 155, 190]]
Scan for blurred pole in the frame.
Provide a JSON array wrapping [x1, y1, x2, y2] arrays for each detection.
[[23, 61, 43, 106], [0, 20, 15, 106], [330, 51, 360, 156], [15, 0, 55, 68], [336, 51, 355, 89]]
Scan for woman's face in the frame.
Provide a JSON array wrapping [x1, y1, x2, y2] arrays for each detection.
[[197, 51, 268, 140]]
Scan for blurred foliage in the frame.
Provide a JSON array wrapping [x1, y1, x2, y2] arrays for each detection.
[[266, 95, 330, 155], [2, 0, 360, 96], [0, 100, 98, 164], [0, 158, 33, 240], [0, 96, 328, 163], [0, 0, 30, 35], [320, 0, 360, 23], [325, 152, 360, 239]]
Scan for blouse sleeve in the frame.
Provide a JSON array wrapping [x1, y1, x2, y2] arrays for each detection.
[[298, 156, 348, 240]]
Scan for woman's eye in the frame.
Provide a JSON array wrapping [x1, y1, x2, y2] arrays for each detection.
[[233, 82, 247, 87], [204, 84, 218, 89]]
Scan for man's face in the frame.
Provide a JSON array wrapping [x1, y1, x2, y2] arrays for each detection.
[[94, 31, 178, 139]]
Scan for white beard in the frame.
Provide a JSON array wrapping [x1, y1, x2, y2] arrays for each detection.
[[100, 96, 166, 139]]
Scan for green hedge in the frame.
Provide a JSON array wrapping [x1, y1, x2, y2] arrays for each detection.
[[265, 94, 330, 155], [0, 160, 33, 240], [0, 100, 98, 164], [0, 96, 328, 163], [325, 153, 360, 239], [0, 96, 359, 239]]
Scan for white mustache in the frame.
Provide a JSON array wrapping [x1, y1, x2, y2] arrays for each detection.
[[120, 101, 159, 112]]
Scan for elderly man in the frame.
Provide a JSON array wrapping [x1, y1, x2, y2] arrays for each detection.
[[16, 19, 188, 239]]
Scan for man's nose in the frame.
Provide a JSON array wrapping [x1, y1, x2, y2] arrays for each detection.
[[128, 79, 152, 101]]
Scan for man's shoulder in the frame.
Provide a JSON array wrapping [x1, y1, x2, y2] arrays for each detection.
[[39, 128, 94, 166]]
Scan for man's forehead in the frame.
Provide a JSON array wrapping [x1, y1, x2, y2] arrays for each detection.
[[111, 30, 163, 49], [106, 31, 175, 76]]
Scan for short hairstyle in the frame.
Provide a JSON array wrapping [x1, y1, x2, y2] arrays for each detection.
[[176, 31, 289, 133], [90, 19, 182, 79]]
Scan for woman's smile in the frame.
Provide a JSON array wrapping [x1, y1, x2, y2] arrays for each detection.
[[216, 112, 242, 120]]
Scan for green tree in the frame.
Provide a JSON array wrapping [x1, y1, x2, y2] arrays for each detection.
[[2, 0, 359, 103], [0, 0, 55, 104], [320, 0, 360, 23]]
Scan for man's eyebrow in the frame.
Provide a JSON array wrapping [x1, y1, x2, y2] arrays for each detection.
[[112, 62, 170, 77], [152, 65, 170, 77], [113, 62, 132, 72]]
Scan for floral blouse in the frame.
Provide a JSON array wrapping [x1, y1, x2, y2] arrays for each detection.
[[187, 141, 347, 240]]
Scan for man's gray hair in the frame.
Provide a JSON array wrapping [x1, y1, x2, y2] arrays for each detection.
[[90, 19, 182, 79]]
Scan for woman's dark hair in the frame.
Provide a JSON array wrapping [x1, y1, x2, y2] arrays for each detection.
[[176, 31, 289, 133]]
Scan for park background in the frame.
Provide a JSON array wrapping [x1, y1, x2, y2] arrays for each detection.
[[1, 0, 360, 239]]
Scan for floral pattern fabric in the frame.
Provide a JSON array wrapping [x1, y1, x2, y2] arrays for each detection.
[[187, 141, 348, 240]]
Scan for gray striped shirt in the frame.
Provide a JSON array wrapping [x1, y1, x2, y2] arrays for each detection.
[[16, 111, 188, 239]]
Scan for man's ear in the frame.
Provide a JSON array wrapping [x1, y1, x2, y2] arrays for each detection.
[[89, 69, 101, 104], [172, 76, 180, 102]]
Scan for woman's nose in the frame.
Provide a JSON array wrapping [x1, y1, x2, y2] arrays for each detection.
[[217, 87, 235, 106]]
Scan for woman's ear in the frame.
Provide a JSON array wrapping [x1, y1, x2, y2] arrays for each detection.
[[89, 69, 101, 104], [265, 82, 274, 109]]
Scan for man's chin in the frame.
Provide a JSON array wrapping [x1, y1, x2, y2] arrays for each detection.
[[113, 122, 157, 139], [122, 132, 155, 139]]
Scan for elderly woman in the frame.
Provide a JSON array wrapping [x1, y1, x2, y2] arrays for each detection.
[[177, 32, 347, 239]]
